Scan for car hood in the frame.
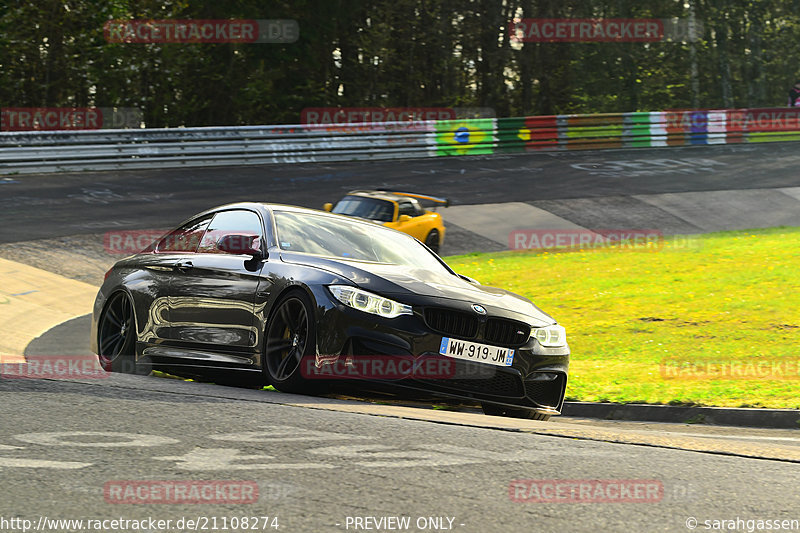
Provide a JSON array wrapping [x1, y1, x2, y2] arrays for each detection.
[[279, 252, 555, 326]]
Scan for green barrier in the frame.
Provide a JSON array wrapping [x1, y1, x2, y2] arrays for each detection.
[[624, 112, 654, 148], [747, 131, 800, 143], [495, 117, 527, 153], [435, 119, 496, 156], [564, 125, 624, 138]]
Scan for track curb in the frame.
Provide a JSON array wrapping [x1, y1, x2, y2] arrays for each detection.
[[563, 401, 800, 429]]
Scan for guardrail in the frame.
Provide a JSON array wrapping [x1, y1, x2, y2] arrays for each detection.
[[2, 108, 800, 174]]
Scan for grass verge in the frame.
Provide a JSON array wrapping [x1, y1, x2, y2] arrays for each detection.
[[444, 227, 800, 409]]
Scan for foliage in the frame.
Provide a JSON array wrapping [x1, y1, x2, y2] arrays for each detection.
[[3, 1, 800, 126]]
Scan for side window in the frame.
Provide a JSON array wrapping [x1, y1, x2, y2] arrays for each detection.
[[197, 210, 264, 254], [156, 216, 212, 253], [397, 201, 417, 217]]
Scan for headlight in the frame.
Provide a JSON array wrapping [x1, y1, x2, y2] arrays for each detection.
[[328, 285, 412, 319], [531, 324, 567, 347]]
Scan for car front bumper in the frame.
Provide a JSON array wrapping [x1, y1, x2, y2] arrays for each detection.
[[309, 286, 570, 414]]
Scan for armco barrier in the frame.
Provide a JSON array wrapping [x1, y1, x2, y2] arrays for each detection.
[[2, 108, 800, 174]]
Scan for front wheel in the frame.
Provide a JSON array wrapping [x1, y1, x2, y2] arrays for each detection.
[[263, 290, 323, 394], [425, 229, 441, 254], [481, 402, 551, 421]]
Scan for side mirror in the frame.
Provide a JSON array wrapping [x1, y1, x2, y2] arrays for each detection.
[[323, 203, 333, 212], [217, 234, 263, 258], [398, 214, 412, 223]]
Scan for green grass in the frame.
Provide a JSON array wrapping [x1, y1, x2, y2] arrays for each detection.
[[443, 227, 800, 409]]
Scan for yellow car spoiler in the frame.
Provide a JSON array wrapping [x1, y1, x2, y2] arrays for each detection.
[[351, 190, 450, 208]]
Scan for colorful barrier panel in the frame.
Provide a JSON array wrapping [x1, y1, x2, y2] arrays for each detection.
[[434, 118, 496, 156], [434, 107, 800, 158]]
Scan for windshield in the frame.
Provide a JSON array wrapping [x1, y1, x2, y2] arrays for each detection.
[[331, 196, 395, 222], [274, 210, 449, 272]]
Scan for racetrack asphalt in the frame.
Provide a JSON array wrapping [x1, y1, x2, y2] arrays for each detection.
[[2, 142, 800, 250], [2, 371, 800, 533], [2, 143, 800, 531]]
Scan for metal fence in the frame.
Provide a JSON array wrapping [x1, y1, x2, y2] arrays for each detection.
[[2, 108, 800, 174]]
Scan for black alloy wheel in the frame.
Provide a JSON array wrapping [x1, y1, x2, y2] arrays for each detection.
[[97, 292, 144, 374], [264, 290, 321, 394]]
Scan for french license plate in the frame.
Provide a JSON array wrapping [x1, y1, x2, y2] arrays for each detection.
[[438, 337, 514, 367]]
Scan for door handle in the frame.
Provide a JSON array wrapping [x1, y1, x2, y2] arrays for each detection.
[[175, 260, 193, 271]]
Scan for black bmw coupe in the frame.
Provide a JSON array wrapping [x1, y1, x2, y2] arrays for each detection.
[[91, 203, 570, 420]]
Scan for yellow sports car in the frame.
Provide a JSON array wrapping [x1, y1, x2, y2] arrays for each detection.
[[323, 190, 448, 253]]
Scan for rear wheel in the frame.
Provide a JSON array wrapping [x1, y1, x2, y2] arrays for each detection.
[[481, 402, 551, 421], [425, 229, 440, 254], [97, 292, 147, 374], [263, 290, 323, 394]]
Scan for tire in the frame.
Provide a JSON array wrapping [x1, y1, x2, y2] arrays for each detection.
[[425, 229, 440, 254], [97, 292, 149, 375], [481, 402, 551, 421], [262, 290, 323, 394]]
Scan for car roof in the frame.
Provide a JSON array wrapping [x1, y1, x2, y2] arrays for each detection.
[[191, 202, 331, 216], [202, 201, 392, 231], [347, 190, 402, 202]]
